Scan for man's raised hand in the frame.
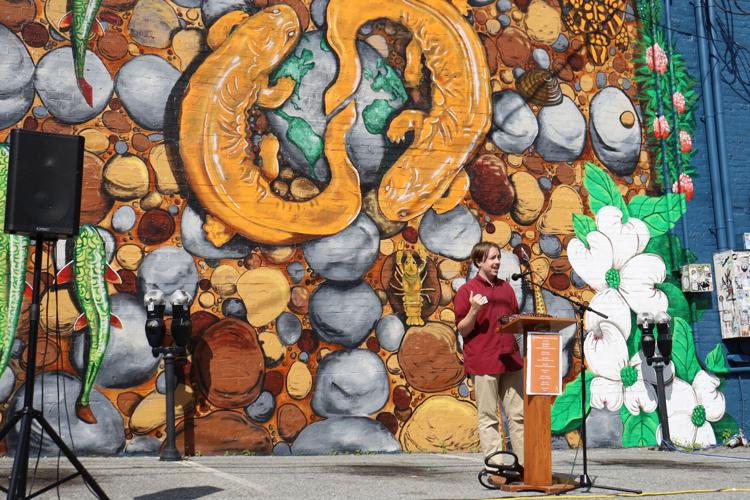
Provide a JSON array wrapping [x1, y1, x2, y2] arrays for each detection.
[[469, 290, 488, 311]]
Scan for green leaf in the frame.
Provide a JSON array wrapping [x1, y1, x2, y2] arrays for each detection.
[[551, 371, 594, 434], [711, 413, 740, 444], [656, 282, 691, 322], [583, 162, 628, 217], [620, 407, 659, 447], [690, 292, 711, 321], [705, 344, 730, 375], [572, 213, 596, 248], [644, 234, 687, 273], [627, 193, 687, 237], [671, 317, 701, 383]]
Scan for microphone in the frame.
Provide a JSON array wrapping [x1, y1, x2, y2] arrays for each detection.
[[511, 271, 532, 281]]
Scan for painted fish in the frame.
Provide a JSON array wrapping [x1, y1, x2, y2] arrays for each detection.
[[59, 0, 104, 107], [0, 145, 30, 380], [57, 224, 122, 424]]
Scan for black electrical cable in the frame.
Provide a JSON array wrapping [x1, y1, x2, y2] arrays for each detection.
[[28, 241, 52, 497], [54, 239, 99, 499], [53, 245, 63, 500]]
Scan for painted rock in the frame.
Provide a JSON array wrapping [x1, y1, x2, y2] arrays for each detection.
[[192, 318, 265, 409], [398, 322, 464, 392], [172, 410, 272, 455], [400, 396, 479, 452]]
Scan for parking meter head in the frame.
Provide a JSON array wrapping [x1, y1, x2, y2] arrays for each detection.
[[144, 290, 166, 348], [655, 312, 672, 363], [638, 313, 656, 363], [170, 290, 193, 347]]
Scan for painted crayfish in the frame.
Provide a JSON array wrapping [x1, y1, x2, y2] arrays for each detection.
[[390, 242, 434, 326]]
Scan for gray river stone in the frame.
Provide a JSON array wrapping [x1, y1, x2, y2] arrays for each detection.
[[540, 233, 562, 258], [419, 206, 481, 260], [34, 48, 113, 124], [222, 298, 247, 319], [534, 96, 586, 162], [490, 90, 538, 154], [0, 26, 35, 128], [0, 368, 16, 403], [112, 206, 137, 233], [552, 33, 569, 52], [276, 312, 302, 345], [375, 315, 405, 353], [302, 213, 379, 282], [137, 246, 199, 315], [292, 417, 400, 455], [125, 435, 163, 455], [310, 0, 328, 27], [586, 407, 624, 447], [309, 280, 382, 347], [154, 369, 185, 394], [244, 390, 275, 423], [287, 262, 306, 283], [589, 87, 641, 176], [532, 48, 550, 69], [312, 348, 389, 417], [115, 55, 181, 131], [6, 372, 125, 456]]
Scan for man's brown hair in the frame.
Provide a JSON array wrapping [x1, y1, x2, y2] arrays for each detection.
[[470, 241, 501, 267]]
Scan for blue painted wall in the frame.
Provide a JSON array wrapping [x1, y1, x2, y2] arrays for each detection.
[[671, 0, 750, 435]]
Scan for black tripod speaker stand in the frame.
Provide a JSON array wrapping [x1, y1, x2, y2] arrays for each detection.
[[0, 237, 108, 499], [0, 129, 108, 499], [518, 275, 642, 495]]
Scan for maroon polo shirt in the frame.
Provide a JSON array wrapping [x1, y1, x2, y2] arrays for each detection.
[[454, 274, 523, 375]]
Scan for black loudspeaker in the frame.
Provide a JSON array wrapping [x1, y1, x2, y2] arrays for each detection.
[[6, 129, 84, 238]]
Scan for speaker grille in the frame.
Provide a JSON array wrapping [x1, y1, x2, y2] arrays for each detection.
[[5, 129, 84, 238]]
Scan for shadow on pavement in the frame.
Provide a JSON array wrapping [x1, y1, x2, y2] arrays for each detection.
[[134, 486, 223, 499]]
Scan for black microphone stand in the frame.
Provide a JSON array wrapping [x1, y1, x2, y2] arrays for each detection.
[[517, 274, 641, 495]]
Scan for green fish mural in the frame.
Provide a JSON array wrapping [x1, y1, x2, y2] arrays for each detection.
[[59, 0, 104, 107], [0, 144, 30, 380], [57, 224, 122, 424]]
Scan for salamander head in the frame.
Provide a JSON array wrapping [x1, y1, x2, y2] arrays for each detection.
[[233, 5, 301, 65], [378, 179, 421, 222]]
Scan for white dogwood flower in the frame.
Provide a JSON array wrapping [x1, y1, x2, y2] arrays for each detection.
[[568, 206, 668, 338], [585, 321, 658, 414], [656, 372, 726, 448]]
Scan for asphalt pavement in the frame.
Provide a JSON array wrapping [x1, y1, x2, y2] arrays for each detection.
[[0, 446, 749, 499]]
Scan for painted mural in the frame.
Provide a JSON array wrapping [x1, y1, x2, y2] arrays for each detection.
[[0, 0, 738, 457]]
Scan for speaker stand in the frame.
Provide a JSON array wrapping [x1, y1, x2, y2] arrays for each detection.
[[0, 238, 109, 499]]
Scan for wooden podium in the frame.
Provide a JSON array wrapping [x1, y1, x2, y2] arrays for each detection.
[[496, 315, 578, 493]]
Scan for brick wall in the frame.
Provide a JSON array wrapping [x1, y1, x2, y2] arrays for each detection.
[[671, 0, 750, 434]]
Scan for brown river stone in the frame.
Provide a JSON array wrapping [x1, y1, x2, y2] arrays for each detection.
[[192, 318, 264, 409]]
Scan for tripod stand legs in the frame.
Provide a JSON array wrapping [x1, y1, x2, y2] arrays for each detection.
[[7, 411, 32, 499], [0, 238, 108, 499], [571, 306, 642, 495], [576, 473, 642, 494], [0, 408, 109, 499]]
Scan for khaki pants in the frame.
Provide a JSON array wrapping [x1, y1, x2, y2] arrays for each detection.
[[472, 370, 524, 466]]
